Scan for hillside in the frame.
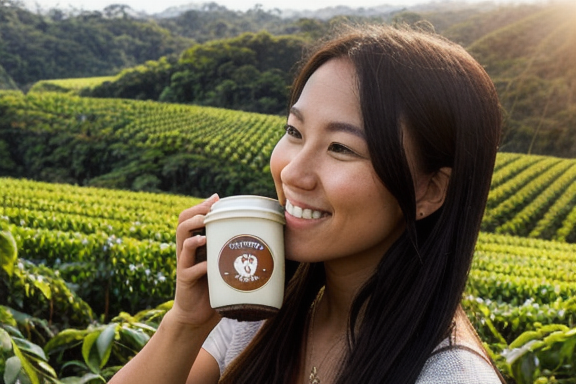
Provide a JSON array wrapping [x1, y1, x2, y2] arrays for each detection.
[[0, 1, 499, 89], [18, 1, 576, 158], [483, 153, 576, 242], [2, 1, 576, 157], [0, 90, 283, 197], [81, 31, 305, 115], [446, 3, 576, 157]]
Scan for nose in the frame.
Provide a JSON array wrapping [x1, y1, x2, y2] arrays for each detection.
[[280, 145, 318, 192]]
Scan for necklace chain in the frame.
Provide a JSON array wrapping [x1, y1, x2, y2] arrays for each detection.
[[308, 287, 344, 384], [309, 366, 320, 384], [308, 287, 324, 384]]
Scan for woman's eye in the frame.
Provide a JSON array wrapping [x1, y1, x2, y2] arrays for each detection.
[[284, 125, 302, 139], [328, 143, 356, 155]]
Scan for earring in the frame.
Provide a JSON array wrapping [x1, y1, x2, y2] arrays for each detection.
[[419, 212, 424, 217]]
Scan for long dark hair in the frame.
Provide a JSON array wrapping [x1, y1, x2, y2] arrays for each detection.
[[220, 24, 501, 384]]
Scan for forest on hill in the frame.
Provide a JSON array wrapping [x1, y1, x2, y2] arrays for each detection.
[[0, 0, 510, 90], [0, 1, 193, 87]]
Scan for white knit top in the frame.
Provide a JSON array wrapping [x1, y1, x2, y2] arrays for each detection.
[[202, 318, 502, 383]]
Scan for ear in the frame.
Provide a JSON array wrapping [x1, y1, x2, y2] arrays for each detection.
[[415, 167, 451, 220]]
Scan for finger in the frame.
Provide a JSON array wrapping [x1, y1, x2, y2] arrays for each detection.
[[179, 235, 207, 268], [178, 193, 219, 225], [176, 214, 207, 256], [178, 260, 209, 283], [192, 228, 207, 263]]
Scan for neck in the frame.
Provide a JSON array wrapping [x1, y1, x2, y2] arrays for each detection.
[[302, 253, 381, 384], [305, 286, 346, 384], [319, 256, 376, 329]]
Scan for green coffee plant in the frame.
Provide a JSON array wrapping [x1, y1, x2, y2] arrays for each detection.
[[464, 296, 576, 345], [7, 224, 176, 320], [1, 229, 94, 329], [502, 324, 576, 384], [44, 301, 171, 383], [0, 309, 59, 384]]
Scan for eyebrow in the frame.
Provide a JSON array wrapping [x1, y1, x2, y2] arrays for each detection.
[[290, 106, 366, 140]]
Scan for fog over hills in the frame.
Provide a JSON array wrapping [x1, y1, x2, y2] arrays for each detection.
[[22, 0, 542, 20], [153, 2, 405, 19], [151, 1, 510, 19]]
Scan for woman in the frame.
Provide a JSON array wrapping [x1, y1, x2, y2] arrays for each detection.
[[110, 24, 503, 384]]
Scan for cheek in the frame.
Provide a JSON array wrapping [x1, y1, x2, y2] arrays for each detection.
[[349, 174, 403, 224], [270, 140, 288, 198], [331, 169, 383, 202]]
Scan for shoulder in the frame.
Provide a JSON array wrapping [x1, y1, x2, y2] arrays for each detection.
[[204, 318, 262, 348], [202, 318, 263, 376], [416, 343, 502, 384], [414, 304, 503, 384], [226, 319, 263, 360]]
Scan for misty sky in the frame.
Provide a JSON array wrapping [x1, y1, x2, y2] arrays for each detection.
[[23, 0, 544, 14]]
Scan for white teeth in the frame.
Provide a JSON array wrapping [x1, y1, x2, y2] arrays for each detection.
[[285, 200, 325, 220], [286, 200, 294, 215], [293, 205, 303, 218]]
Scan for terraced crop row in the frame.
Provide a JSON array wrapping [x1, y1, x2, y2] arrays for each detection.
[[13, 91, 285, 173], [484, 155, 576, 241], [4, 178, 576, 308], [1, 178, 197, 225]]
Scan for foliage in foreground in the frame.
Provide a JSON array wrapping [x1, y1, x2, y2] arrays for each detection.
[[1, 229, 171, 384], [2, 214, 576, 382]]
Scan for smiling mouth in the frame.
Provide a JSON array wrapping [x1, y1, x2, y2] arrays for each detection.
[[285, 200, 330, 220]]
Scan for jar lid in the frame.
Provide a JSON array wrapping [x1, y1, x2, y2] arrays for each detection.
[[204, 195, 285, 225]]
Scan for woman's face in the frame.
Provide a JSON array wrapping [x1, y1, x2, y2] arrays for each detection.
[[270, 58, 405, 268]]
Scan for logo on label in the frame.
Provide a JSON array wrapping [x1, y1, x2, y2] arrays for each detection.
[[218, 235, 274, 291]]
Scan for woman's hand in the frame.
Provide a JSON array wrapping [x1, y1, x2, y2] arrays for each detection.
[[108, 194, 222, 384], [171, 193, 221, 328]]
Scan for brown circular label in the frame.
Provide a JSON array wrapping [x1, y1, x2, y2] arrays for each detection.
[[218, 235, 274, 291]]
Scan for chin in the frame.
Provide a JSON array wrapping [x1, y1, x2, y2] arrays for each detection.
[[284, 249, 304, 262], [283, 247, 325, 264], [283, 243, 309, 263]]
